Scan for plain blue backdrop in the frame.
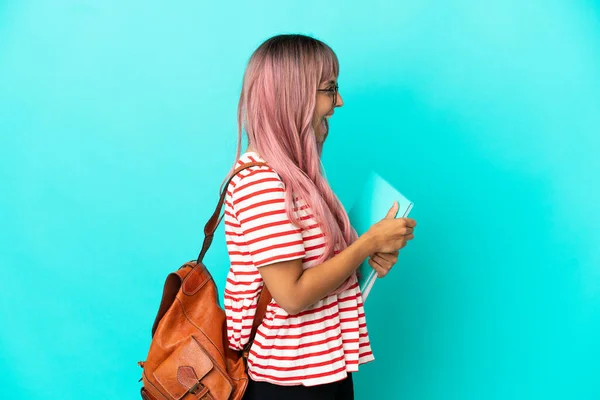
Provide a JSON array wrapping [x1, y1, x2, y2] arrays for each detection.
[[1, 0, 599, 398]]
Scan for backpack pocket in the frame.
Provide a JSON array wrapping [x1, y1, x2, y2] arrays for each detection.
[[153, 335, 226, 399]]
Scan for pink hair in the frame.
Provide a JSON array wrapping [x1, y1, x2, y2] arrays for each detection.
[[225, 34, 359, 272]]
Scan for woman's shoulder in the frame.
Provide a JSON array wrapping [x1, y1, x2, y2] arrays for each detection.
[[230, 153, 283, 194]]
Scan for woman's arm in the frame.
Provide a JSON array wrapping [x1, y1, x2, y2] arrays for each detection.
[[258, 232, 375, 315], [259, 204, 415, 315]]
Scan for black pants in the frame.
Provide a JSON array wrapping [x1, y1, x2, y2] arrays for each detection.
[[243, 374, 354, 400]]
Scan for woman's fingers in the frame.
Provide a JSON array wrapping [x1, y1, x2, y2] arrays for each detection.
[[372, 252, 398, 267], [368, 250, 401, 278], [368, 258, 388, 278]]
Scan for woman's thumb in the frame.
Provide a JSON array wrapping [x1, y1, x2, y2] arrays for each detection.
[[385, 201, 399, 219]]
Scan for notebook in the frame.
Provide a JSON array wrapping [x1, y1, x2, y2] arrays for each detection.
[[348, 171, 414, 302]]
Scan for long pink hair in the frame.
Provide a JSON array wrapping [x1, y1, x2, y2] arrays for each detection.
[[224, 34, 358, 269]]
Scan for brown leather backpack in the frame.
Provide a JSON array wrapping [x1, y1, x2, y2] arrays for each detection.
[[138, 161, 272, 400]]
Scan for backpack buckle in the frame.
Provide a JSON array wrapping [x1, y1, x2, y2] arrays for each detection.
[[188, 381, 208, 397]]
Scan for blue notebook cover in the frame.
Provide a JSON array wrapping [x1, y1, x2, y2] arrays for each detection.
[[348, 171, 414, 302]]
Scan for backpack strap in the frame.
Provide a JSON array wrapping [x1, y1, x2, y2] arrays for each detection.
[[150, 161, 275, 341], [196, 161, 270, 264], [197, 160, 274, 352], [243, 283, 271, 360]]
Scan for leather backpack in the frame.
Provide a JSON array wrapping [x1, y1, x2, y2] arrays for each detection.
[[138, 161, 272, 400]]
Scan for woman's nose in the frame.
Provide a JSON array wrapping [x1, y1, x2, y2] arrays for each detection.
[[336, 93, 344, 108]]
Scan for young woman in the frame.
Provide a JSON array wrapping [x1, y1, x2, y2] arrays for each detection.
[[222, 34, 416, 400]]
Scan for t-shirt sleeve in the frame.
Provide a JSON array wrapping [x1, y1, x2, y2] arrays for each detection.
[[231, 168, 306, 268]]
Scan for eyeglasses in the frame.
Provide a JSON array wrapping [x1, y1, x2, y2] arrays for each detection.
[[317, 83, 339, 108]]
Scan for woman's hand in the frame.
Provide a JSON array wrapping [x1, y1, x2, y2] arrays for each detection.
[[368, 250, 399, 278], [364, 201, 416, 278], [365, 202, 416, 254]]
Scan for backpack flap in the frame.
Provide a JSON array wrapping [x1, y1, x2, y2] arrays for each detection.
[[151, 271, 185, 337], [153, 336, 214, 399]]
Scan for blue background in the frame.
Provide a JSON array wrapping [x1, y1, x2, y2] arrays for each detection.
[[1, 0, 599, 398]]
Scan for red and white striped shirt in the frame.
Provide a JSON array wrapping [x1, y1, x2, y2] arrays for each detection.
[[223, 151, 374, 387]]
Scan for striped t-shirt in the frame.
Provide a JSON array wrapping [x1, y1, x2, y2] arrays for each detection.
[[223, 151, 374, 387]]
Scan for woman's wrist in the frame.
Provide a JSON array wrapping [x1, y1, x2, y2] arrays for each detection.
[[355, 231, 376, 260]]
